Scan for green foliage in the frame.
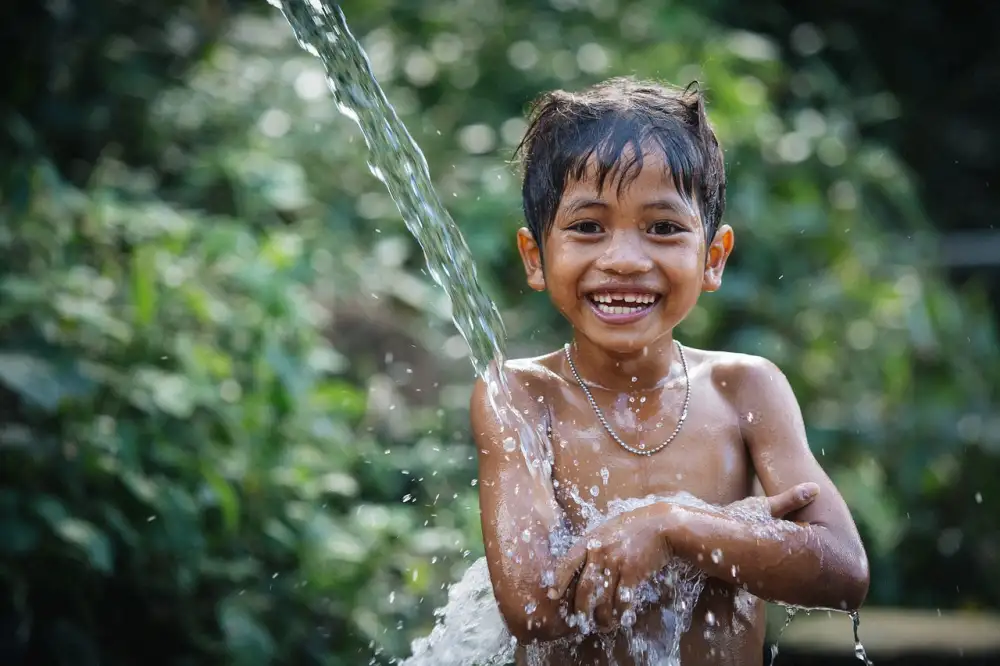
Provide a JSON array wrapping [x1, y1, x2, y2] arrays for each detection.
[[0, 159, 483, 664], [1, 0, 997, 665]]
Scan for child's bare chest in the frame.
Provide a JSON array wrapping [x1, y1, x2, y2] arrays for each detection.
[[544, 379, 753, 530]]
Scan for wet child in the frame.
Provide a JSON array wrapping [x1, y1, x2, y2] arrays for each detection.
[[471, 77, 869, 665]]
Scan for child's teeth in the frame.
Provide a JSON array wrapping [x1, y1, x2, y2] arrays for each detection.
[[590, 293, 657, 313]]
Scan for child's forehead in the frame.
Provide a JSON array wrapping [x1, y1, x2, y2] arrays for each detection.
[[563, 150, 687, 201]]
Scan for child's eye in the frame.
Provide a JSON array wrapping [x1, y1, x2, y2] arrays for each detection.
[[568, 220, 604, 234], [647, 221, 682, 235]]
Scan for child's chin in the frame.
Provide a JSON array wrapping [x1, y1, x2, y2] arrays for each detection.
[[588, 331, 661, 355]]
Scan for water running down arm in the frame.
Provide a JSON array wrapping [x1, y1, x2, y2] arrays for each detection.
[[471, 369, 576, 643]]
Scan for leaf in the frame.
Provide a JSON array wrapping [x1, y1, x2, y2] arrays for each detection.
[[0, 352, 94, 412], [131, 244, 158, 326], [55, 518, 114, 574], [218, 596, 276, 666], [203, 467, 241, 534]]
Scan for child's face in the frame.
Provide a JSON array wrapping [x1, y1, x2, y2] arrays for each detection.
[[517, 150, 733, 355]]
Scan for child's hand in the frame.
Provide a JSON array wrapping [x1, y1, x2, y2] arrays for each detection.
[[547, 503, 673, 633], [765, 481, 820, 519]]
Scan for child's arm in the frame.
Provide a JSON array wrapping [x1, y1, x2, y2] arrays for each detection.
[[664, 356, 869, 609], [471, 368, 576, 643]]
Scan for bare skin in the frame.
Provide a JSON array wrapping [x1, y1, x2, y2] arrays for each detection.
[[472, 151, 869, 665]]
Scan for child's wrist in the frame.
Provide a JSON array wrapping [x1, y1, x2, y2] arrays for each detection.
[[652, 502, 700, 557]]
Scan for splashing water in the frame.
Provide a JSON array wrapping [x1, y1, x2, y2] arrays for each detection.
[[404, 558, 518, 666], [403, 493, 793, 666], [403, 493, 711, 666], [269, 2, 873, 664]]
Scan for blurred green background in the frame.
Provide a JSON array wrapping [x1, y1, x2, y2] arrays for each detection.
[[1, 0, 997, 664]]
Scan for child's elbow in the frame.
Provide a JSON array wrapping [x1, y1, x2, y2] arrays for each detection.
[[497, 597, 564, 644], [836, 553, 871, 611]]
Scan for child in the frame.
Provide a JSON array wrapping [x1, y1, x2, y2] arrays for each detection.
[[471, 77, 869, 665]]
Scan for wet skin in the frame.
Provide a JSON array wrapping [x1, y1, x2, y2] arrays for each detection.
[[471, 151, 869, 665], [501, 349, 774, 665]]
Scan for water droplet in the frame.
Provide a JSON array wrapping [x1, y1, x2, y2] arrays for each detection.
[[975, 491, 983, 504], [621, 609, 636, 627], [521, 529, 531, 542], [746, 412, 755, 423], [525, 600, 537, 615], [587, 538, 602, 550], [589, 485, 599, 497], [705, 610, 716, 626], [389, 591, 395, 603], [600, 467, 609, 485], [631, 376, 638, 382], [711, 548, 723, 564], [502, 437, 517, 452], [850, 611, 873, 664]]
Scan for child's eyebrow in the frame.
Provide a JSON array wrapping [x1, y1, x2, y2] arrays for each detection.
[[561, 197, 608, 214], [642, 199, 694, 217]]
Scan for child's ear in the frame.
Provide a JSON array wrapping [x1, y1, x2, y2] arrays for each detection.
[[517, 227, 546, 291], [703, 224, 734, 293]]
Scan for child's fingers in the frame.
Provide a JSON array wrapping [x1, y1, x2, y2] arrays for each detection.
[[548, 543, 587, 600], [593, 567, 620, 633], [613, 577, 639, 629], [573, 560, 602, 627], [768, 482, 820, 518]]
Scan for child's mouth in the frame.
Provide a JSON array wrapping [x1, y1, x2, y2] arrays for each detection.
[[586, 292, 660, 322]]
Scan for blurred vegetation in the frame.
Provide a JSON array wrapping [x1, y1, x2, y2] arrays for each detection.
[[0, 0, 997, 665]]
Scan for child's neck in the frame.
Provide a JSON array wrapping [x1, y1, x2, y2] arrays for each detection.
[[568, 334, 680, 392]]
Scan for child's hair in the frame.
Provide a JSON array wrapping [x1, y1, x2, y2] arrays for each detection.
[[515, 77, 726, 249]]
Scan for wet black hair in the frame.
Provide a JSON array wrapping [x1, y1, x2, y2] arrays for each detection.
[[514, 77, 726, 249]]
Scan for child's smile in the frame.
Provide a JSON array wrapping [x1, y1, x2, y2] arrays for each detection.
[[586, 288, 660, 322]]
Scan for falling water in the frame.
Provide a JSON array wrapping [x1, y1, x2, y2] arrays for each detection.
[[265, 0, 503, 373], [269, 2, 873, 664], [851, 611, 873, 665], [767, 605, 799, 666], [266, 0, 548, 474]]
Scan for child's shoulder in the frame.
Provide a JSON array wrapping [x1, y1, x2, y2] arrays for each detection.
[[688, 346, 780, 375], [497, 349, 568, 392], [685, 346, 788, 398]]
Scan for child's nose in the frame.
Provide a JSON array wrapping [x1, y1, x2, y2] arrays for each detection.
[[595, 230, 653, 274]]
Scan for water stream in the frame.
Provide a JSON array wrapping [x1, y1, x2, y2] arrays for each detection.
[[269, 1, 872, 664]]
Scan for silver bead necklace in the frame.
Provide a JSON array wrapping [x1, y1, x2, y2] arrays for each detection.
[[563, 340, 690, 457]]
